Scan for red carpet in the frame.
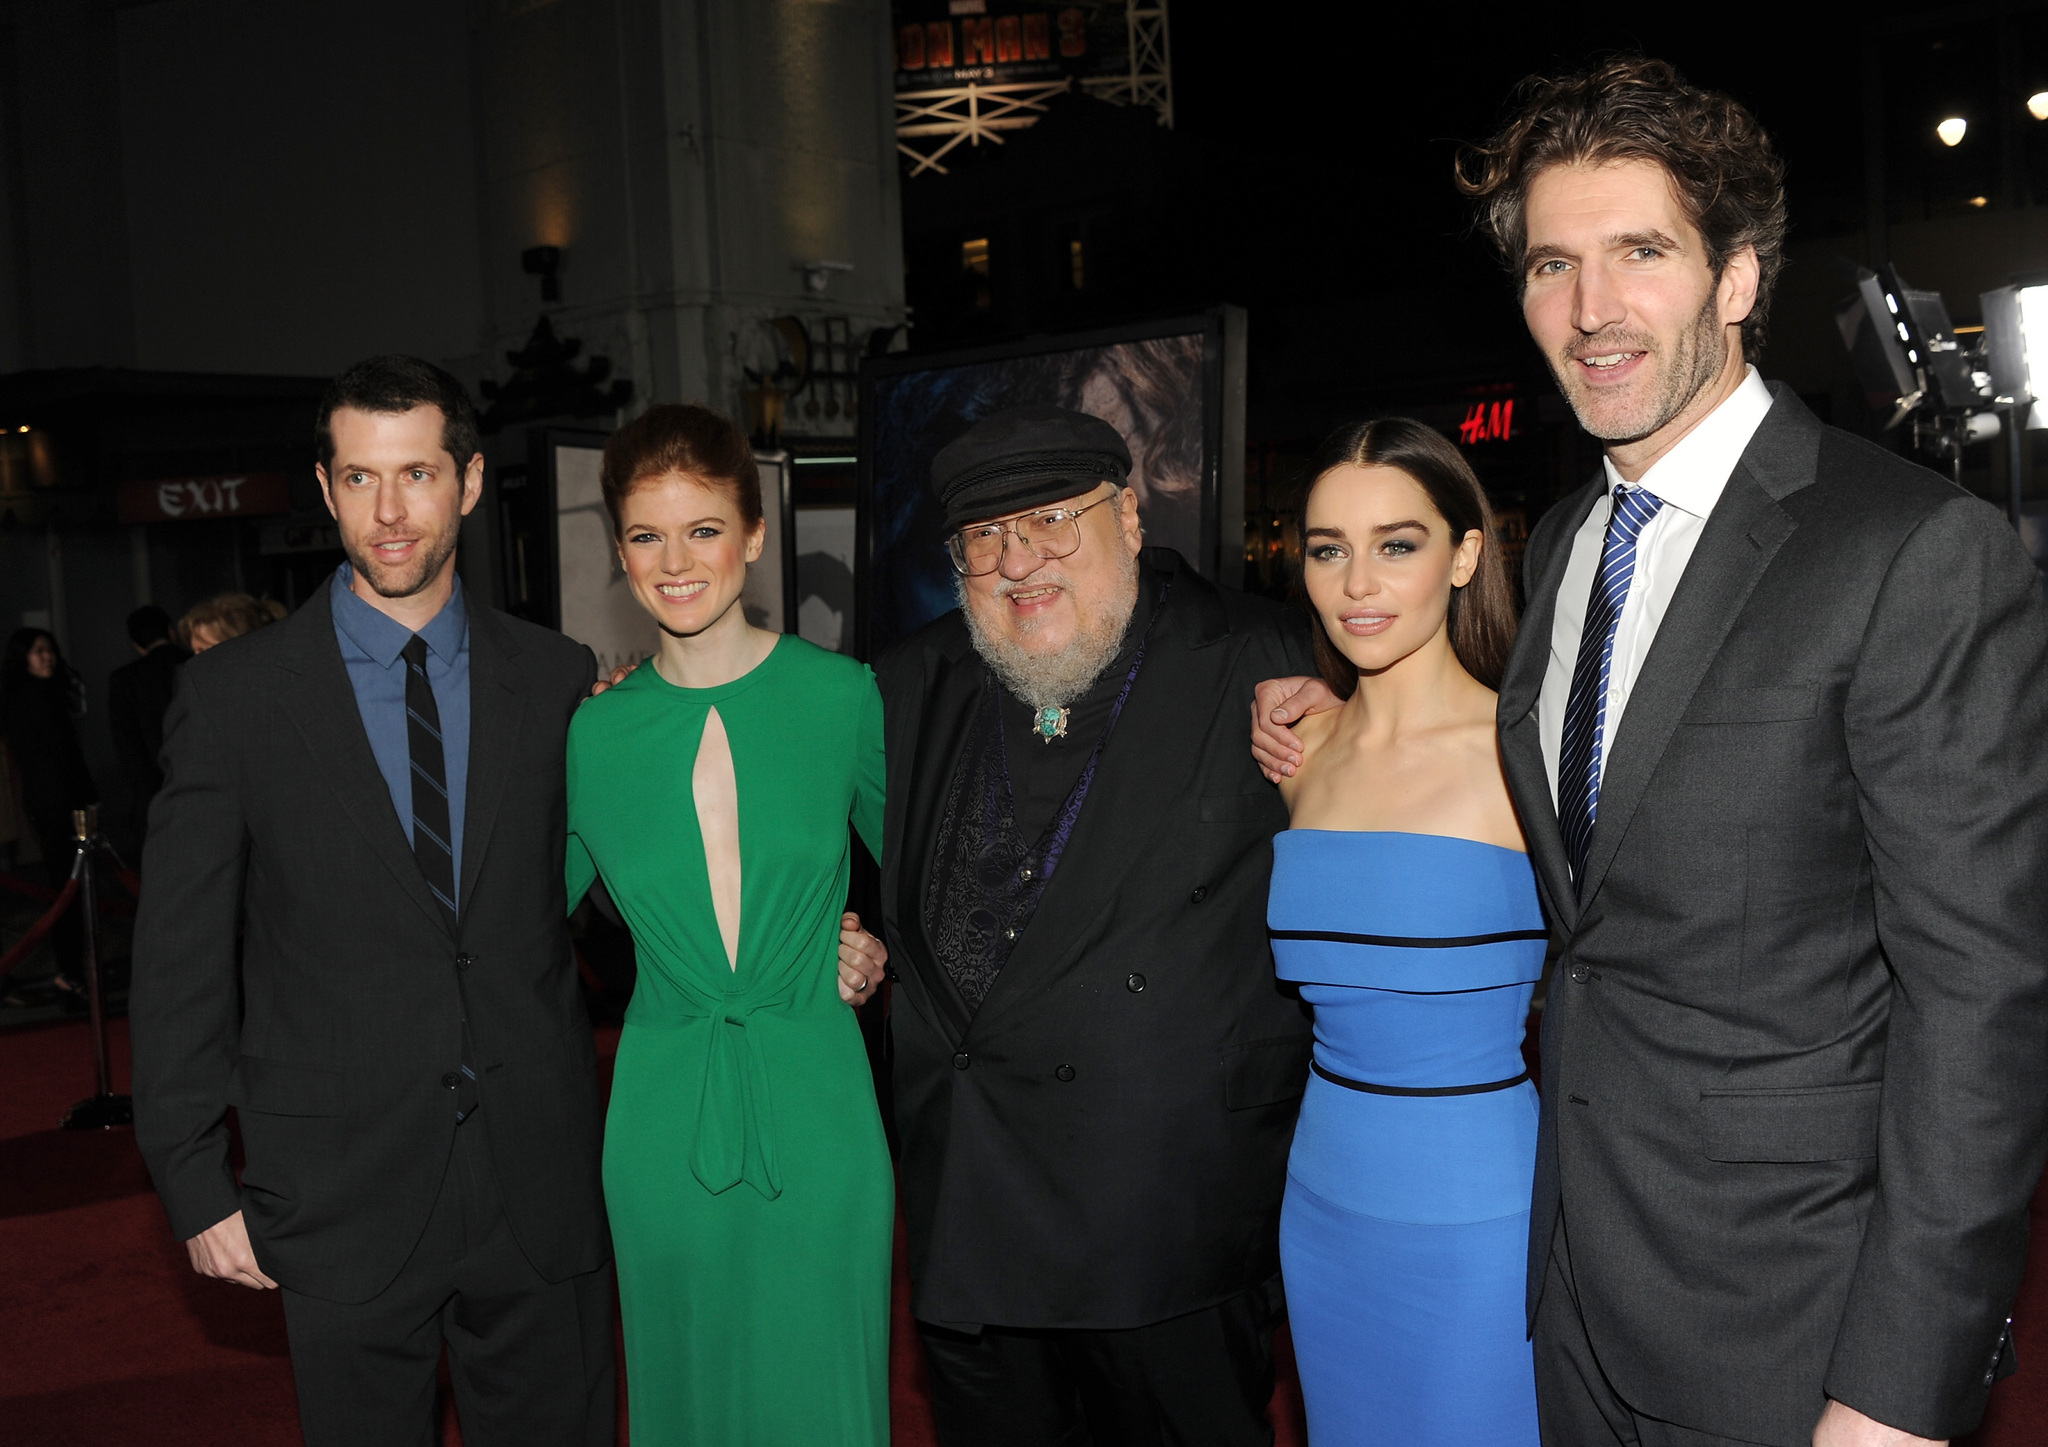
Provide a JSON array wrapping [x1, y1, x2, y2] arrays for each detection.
[[0, 1018, 2034, 1445]]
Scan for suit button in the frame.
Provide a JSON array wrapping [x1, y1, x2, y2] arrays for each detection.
[[952, 1052, 971, 1071], [1569, 963, 1590, 983], [1004, 928, 1017, 941], [1055, 1064, 1076, 1082], [1190, 885, 1208, 904], [885, 965, 899, 982], [1019, 866, 1034, 882], [1126, 973, 1146, 993], [455, 953, 474, 971], [441, 1072, 461, 1089]]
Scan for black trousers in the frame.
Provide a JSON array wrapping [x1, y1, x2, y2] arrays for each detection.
[[918, 1279, 1282, 1447], [1534, 1212, 1772, 1447], [279, 1117, 615, 1447]]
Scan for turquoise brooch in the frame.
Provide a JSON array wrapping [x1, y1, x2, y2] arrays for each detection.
[[1034, 705, 1069, 742]]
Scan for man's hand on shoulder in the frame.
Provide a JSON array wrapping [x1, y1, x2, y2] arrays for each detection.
[[1251, 675, 1342, 782], [185, 1210, 278, 1290], [585, 663, 634, 701], [1813, 1399, 1944, 1447]]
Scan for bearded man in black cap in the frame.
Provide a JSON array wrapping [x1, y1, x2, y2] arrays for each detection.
[[875, 405, 1317, 1446]]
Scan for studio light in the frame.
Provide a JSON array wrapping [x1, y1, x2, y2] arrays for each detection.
[[1981, 282, 2048, 413], [1938, 117, 1968, 147], [2029, 92, 2048, 121]]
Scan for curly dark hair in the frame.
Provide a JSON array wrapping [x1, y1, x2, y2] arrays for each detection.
[[1455, 55, 1789, 359]]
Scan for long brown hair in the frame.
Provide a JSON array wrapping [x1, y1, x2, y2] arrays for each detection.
[[1295, 417, 1517, 696]]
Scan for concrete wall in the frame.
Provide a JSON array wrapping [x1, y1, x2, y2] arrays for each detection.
[[113, 0, 490, 376], [0, 0, 907, 426]]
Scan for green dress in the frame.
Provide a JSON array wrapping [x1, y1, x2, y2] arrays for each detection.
[[565, 635, 891, 1446]]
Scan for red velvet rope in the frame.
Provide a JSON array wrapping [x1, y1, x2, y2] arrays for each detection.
[[0, 870, 58, 904], [0, 877, 80, 978]]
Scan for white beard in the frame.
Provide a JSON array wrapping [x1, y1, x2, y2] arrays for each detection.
[[960, 545, 1141, 711]]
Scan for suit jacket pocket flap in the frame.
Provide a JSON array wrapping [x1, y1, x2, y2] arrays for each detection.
[[1700, 1082, 1880, 1162], [229, 1057, 344, 1118], [1682, 685, 1817, 725], [1222, 1034, 1311, 1110], [1201, 792, 1278, 824]]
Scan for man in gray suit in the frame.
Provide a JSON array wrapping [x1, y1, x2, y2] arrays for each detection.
[[1254, 57, 2048, 1447]]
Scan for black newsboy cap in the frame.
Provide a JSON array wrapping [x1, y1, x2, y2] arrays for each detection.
[[929, 405, 1131, 530]]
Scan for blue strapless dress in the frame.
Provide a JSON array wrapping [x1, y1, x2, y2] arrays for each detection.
[[1270, 831, 1544, 1447]]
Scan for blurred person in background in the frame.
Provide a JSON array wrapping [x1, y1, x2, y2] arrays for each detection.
[[179, 592, 286, 653], [109, 604, 188, 850], [0, 627, 96, 1003]]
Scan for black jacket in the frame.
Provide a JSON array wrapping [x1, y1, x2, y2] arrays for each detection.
[[1, 672, 96, 827], [108, 642, 184, 825], [1506, 390, 2048, 1443], [878, 548, 1317, 1331], [131, 581, 608, 1304]]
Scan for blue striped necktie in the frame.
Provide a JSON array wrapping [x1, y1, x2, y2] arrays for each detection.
[[1558, 484, 1664, 889]]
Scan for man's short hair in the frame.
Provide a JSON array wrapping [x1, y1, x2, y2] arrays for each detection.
[[316, 355, 482, 472], [1455, 55, 1789, 359], [126, 604, 174, 649]]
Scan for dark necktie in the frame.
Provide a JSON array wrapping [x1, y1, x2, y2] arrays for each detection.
[[402, 634, 476, 1122], [1558, 484, 1664, 890], [402, 635, 457, 919]]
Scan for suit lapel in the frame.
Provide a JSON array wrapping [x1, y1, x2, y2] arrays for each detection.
[[458, 607, 528, 914], [1499, 481, 1602, 932], [279, 586, 453, 938], [1574, 462, 1798, 905], [896, 637, 985, 1044]]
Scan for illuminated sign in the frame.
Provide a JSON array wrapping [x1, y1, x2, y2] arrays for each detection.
[[1458, 399, 1514, 446], [893, 5, 1122, 89], [117, 472, 292, 524]]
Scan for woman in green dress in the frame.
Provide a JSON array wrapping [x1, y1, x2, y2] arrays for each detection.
[[564, 404, 892, 1445]]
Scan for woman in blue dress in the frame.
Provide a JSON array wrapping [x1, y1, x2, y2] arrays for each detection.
[[1268, 417, 1539, 1446]]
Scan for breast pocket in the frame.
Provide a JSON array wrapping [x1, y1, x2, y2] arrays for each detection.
[[1699, 1081, 1881, 1162], [1681, 685, 1818, 725]]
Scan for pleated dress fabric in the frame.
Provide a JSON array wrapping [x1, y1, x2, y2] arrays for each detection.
[[565, 636, 891, 1447], [1269, 830, 1544, 1447]]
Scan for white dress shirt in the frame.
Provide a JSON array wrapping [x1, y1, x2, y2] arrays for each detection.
[[1538, 365, 1776, 806]]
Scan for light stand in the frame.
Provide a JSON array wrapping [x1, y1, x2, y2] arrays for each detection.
[[61, 806, 132, 1131]]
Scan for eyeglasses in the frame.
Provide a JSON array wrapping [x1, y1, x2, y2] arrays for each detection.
[[945, 491, 1120, 577]]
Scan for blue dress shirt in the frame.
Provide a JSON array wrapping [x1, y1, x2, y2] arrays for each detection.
[[330, 565, 471, 911]]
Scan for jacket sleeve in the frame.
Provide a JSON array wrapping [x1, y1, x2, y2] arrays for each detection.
[[1824, 496, 2048, 1436], [129, 669, 251, 1242]]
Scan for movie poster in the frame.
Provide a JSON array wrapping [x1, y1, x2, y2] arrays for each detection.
[[859, 311, 1244, 658]]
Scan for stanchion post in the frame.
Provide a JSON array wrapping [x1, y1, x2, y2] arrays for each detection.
[[61, 805, 133, 1130]]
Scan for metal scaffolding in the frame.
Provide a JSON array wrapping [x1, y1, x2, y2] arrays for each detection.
[[895, 1, 1173, 178]]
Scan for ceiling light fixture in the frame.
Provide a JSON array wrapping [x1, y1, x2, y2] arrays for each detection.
[[2029, 92, 2048, 121], [1938, 117, 1969, 147]]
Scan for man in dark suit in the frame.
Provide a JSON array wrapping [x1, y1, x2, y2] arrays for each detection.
[[1255, 57, 2048, 1447], [131, 356, 613, 1447], [107, 604, 185, 849], [877, 406, 1317, 1447]]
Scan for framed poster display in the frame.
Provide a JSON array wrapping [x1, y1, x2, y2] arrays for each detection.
[[544, 429, 800, 672], [855, 306, 1246, 660], [742, 451, 799, 633]]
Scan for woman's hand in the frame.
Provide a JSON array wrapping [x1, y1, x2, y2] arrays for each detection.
[[837, 912, 886, 1006], [1251, 676, 1343, 781]]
